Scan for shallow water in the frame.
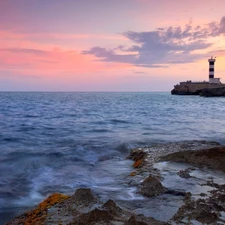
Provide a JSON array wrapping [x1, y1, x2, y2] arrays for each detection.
[[117, 161, 225, 222], [1, 92, 225, 224], [154, 162, 225, 198]]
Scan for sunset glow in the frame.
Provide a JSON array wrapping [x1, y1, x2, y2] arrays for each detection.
[[1, 0, 225, 91]]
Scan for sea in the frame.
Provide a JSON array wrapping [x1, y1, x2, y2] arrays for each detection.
[[0, 92, 225, 224]]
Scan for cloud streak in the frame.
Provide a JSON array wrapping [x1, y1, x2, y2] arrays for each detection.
[[83, 16, 225, 67], [0, 48, 48, 55]]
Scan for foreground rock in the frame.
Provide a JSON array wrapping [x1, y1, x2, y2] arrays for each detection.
[[139, 176, 165, 197], [6, 188, 168, 225], [5, 193, 69, 225], [172, 186, 225, 224], [6, 141, 225, 225], [126, 141, 225, 224], [200, 87, 225, 97]]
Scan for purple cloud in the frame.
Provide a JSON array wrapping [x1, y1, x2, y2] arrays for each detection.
[[83, 46, 136, 63], [83, 16, 225, 68]]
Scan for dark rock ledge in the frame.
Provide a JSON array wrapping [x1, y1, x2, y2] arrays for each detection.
[[159, 145, 225, 172]]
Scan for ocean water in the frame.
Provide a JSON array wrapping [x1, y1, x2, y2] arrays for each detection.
[[0, 92, 225, 223]]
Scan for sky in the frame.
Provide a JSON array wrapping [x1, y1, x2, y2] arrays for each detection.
[[0, 0, 225, 91]]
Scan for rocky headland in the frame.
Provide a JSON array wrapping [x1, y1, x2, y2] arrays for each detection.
[[6, 141, 225, 225], [171, 82, 225, 96]]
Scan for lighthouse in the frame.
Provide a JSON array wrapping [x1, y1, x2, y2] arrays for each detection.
[[208, 57, 221, 83]]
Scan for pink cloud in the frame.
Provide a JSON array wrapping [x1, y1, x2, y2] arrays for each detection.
[[0, 44, 133, 88]]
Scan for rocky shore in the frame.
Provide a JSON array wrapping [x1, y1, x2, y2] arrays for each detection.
[[6, 141, 225, 225]]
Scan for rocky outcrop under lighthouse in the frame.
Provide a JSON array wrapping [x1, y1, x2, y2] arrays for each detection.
[[171, 82, 225, 96]]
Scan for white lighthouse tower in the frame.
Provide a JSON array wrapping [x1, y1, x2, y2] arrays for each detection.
[[208, 56, 221, 83]]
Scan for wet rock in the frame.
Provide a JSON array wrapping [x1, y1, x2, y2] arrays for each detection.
[[125, 215, 148, 225], [127, 149, 147, 161], [73, 208, 112, 225], [70, 188, 97, 207], [199, 192, 207, 197], [184, 192, 192, 203], [219, 194, 225, 202], [210, 186, 225, 208], [206, 181, 225, 192], [128, 141, 220, 173], [196, 210, 218, 224], [102, 199, 122, 216], [125, 215, 169, 225], [177, 168, 193, 179], [127, 215, 169, 225], [140, 175, 165, 197], [5, 193, 69, 225], [165, 189, 186, 197], [133, 159, 144, 168], [130, 171, 137, 176], [127, 149, 147, 168], [172, 198, 220, 224], [7, 187, 170, 225]]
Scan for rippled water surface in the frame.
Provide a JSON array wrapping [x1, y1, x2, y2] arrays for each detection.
[[0, 92, 225, 223]]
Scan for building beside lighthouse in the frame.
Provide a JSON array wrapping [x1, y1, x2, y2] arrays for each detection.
[[171, 57, 225, 95], [208, 56, 221, 83]]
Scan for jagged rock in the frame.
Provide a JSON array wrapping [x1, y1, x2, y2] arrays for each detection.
[[196, 211, 218, 224], [127, 149, 147, 168], [6, 188, 169, 225], [218, 194, 225, 202], [139, 175, 165, 197], [73, 208, 112, 225], [127, 149, 147, 161], [70, 188, 97, 207], [172, 198, 220, 224], [184, 192, 192, 203], [125, 215, 169, 225], [177, 168, 193, 179], [102, 199, 122, 216], [125, 215, 148, 225], [5, 193, 69, 225]]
